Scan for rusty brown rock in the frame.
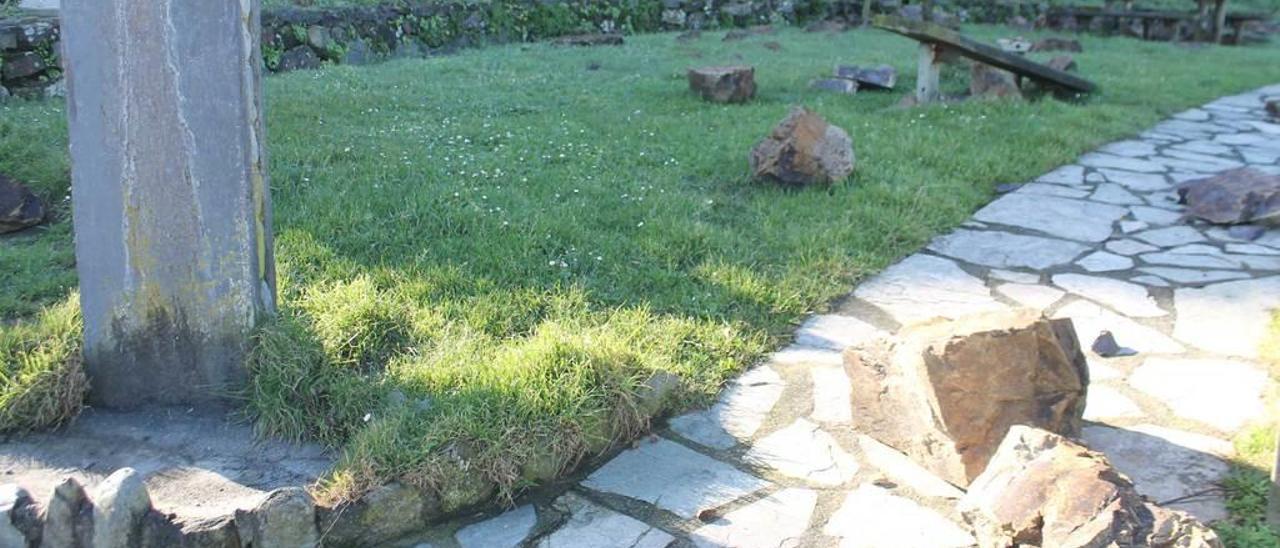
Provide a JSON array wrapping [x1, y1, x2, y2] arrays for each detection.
[[846, 310, 1088, 487], [1177, 167, 1280, 226], [960, 426, 1222, 548], [687, 65, 756, 104], [0, 173, 45, 234], [749, 107, 854, 186], [970, 62, 1023, 100]]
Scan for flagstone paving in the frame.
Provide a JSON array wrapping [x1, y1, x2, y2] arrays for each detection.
[[402, 85, 1280, 547]]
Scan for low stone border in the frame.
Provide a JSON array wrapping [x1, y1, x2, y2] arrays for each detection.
[[0, 469, 449, 547]]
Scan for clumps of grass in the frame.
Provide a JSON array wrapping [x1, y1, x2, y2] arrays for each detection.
[[248, 287, 762, 508], [1217, 311, 1280, 547], [0, 296, 85, 432]]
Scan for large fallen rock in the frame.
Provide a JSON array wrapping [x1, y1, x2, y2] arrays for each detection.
[[1031, 37, 1083, 52], [960, 426, 1222, 548], [0, 173, 45, 234], [1178, 167, 1280, 226], [846, 310, 1088, 486], [687, 66, 756, 104], [749, 107, 854, 186], [970, 62, 1022, 100]]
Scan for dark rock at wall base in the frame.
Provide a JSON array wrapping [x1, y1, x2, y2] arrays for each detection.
[[812, 78, 858, 95], [2, 51, 47, 81], [551, 34, 624, 47], [834, 64, 897, 90], [0, 173, 46, 234], [277, 45, 322, 72]]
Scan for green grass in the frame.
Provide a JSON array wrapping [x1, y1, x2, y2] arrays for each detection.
[[3, 25, 1280, 508], [1218, 312, 1280, 547]]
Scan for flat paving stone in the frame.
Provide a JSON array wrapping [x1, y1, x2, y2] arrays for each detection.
[[769, 344, 843, 367], [1053, 300, 1184, 354], [995, 283, 1065, 310], [811, 364, 853, 425], [1078, 152, 1167, 173], [1139, 267, 1250, 284], [1135, 226, 1208, 248], [690, 488, 817, 548], [582, 437, 769, 519], [1173, 276, 1280, 358], [972, 194, 1128, 243], [928, 229, 1088, 270], [794, 315, 883, 351], [1130, 274, 1172, 287], [1083, 425, 1231, 522], [1089, 183, 1143, 205], [1171, 140, 1232, 156], [1097, 168, 1171, 192], [1083, 385, 1143, 421], [538, 493, 673, 548], [1130, 358, 1267, 432], [1120, 220, 1150, 233], [854, 255, 1005, 327], [1036, 164, 1086, 185], [1227, 243, 1280, 256], [823, 486, 975, 548], [1077, 251, 1135, 272], [1052, 274, 1166, 318], [857, 436, 964, 499], [1018, 183, 1090, 199], [456, 505, 537, 548], [668, 365, 785, 447], [1107, 239, 1158, 256], [1088, 358, 1124, 381], [1130, 205, 1183, 226], [989, 269, 1040, 284], [744, 419, 859, 487], [1140, 250, 1240, 270], [1100, 140, 1158, 157]]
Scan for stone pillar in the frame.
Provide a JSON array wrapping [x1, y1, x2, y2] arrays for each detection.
[[63, 0, 275, 408]]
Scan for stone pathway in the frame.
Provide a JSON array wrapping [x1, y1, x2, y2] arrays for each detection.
[[403, 85, 1280, 547]]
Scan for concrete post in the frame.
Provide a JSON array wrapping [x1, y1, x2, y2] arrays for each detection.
[[62, 0, 275, 408]]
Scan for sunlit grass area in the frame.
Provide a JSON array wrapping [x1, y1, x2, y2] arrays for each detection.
[[3, 25, 1280, 510], [1219, 312, 1280, 547]]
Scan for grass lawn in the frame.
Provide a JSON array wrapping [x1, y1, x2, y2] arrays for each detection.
[[1218, 312, 1280, 547], [3, 24, 1280, 513]]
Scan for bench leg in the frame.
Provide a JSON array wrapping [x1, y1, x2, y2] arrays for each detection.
[[916, 43, 942, 104], [1211, 0, 1228, 43]]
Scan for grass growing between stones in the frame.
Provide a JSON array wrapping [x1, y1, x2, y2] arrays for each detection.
[[1218, 312, 1280, 547], [3, 25, 1280, 509]]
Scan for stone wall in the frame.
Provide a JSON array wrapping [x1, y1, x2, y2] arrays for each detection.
[[1, 0, 898, 100]]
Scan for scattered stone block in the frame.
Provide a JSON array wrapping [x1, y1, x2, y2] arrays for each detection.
[[762, 41, 782, 51], [1267, 99, 1279, 119], [722, 29, 751, 41], [847, 310, 1088, 487], [810, 78, 857, 95], [961, 426, 1222, 548], [42, 478, 91, 548], [1031, 37, 1083, 52], [969, 62, 1022, 100], [0, 173, 45, 234], [1177, 168, 1280, 226], [675, 29, 701, 43], [1047, 54, 1077, 72], [551, 34, 624, 47], [687, 65, 756, 104], [749, 106, 854, 186], [1091, 330, 1135, 357], [833, 64, 897, 90]]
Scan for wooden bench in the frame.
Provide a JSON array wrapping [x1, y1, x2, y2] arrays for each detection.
[[872, 15, 1097, 104]]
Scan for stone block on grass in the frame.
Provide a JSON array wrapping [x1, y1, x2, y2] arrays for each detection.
[[688, 65, 756, 104]]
